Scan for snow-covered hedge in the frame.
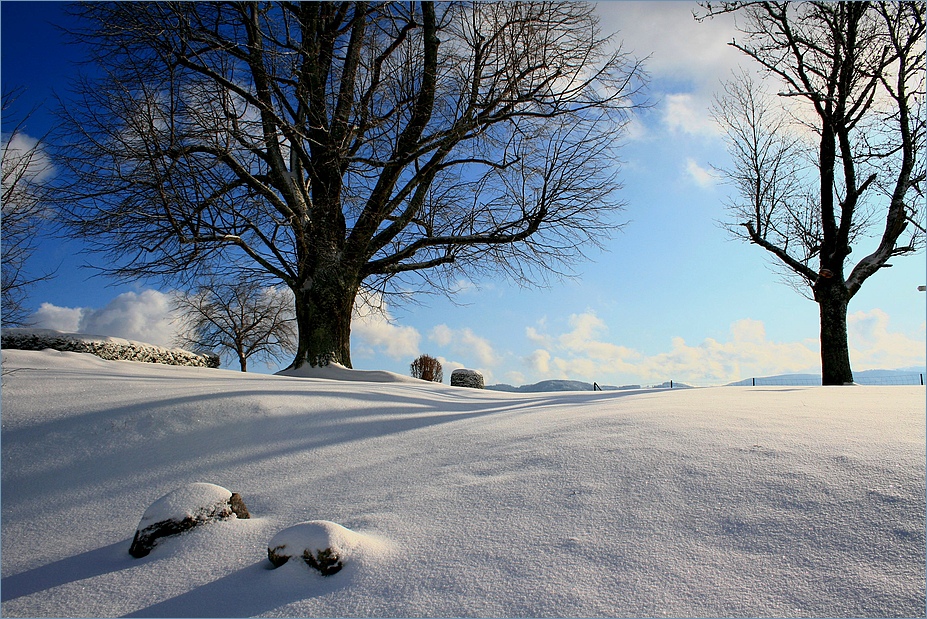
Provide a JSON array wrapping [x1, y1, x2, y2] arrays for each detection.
[[0, 328, 220, 368], [451, 368, 484, 389]]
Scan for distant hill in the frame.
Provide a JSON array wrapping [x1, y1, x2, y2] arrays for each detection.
[[487, 369, 924, 392], [487, 380, 599, 393], [485, 379, 687, 393], [727, 369, 925, 387]]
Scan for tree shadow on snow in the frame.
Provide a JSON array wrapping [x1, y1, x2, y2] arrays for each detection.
[[123, 559, 352, 618], [1, 540, 133, 601]]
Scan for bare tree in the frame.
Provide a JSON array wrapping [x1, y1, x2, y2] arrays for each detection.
[[173, 278, 296, 372], [703, 2, 925, 385], [55, 1, 646, 369], [410, 353, 443, 383], [2, 89, 54, 326]]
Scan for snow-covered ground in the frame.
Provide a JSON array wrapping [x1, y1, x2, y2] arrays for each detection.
[[1, 348, 924, 617]]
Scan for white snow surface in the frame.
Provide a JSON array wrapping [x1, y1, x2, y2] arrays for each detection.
[[1, 348, 924, 617]]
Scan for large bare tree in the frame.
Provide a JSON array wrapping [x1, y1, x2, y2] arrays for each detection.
[[704, 2, 925, 385], [56, 1, 646, 369]]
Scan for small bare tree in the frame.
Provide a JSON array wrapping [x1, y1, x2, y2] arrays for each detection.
[[2, 89, 54, 326], [410, 354, 443, 383], [56, 1, 647, 370], [173, 278, 296, 372], [704, 2, 925, 385]]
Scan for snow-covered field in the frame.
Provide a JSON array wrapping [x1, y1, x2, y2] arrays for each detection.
[[1, 348, 924, 617]]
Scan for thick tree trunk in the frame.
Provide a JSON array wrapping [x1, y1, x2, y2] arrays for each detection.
[[814, 281, 854, 386], [289, 269, 359, 370]]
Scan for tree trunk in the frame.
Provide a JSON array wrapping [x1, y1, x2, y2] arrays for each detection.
[[815, 281, 854, 386], [238, 353, 247, 373], [289, 269, 359, 370]]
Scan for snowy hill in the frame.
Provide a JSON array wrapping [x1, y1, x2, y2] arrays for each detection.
[[1, 349, 924, 617]]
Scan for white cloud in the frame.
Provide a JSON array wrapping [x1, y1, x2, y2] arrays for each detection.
[[848, 309, 927, 371], [663, 93, 721, 137], [526, 349, 551, 374], [79, 290, 178, 347], [597, 2, 743, 88], [28, 290, 179, 347], [30, 302, 84, 332], [521, 309, 925, 386], [429, 324, 499, 367], [633, 320, 820, 385], [523, 312, 819, 385], [685, 158, 717, 188], [556, 312, 642, 371], [1, 131, 54, 189], [351, 302, 421, 361]]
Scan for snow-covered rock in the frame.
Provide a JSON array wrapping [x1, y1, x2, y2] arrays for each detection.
[[267, 521, 384, 576], [451, 368, 484, 389], [129, 483, 250, 558], [1, 328, 219, 368]]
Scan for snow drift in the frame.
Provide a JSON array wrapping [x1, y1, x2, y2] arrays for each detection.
[[1, 348, 924, 617]]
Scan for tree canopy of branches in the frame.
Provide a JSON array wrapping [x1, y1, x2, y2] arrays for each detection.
[[57, 1, 646, 369], [173, 278, 296, 371], [704, 1, 925, 385], [2, 89, 54, 326], [410, 353, 443, 382]]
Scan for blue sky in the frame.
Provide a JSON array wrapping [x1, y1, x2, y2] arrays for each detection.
[[3, 2, 925, 385]]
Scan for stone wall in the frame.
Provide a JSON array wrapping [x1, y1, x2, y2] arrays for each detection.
[[1, 329, 220, 368]]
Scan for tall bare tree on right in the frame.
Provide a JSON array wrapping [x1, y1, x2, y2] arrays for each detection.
[[704, 2, 925, 385]]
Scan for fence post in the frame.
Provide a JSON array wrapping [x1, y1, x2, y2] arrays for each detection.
[[921, 374, 924, 386], [752, 377, 755, 387], [670, 380, 673, 389]]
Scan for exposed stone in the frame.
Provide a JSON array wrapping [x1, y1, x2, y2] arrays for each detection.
[[1, 329, 220, 368], [451, 368, 484, 389], [229, 492, 251, 519], [129, 483, 250, 558]]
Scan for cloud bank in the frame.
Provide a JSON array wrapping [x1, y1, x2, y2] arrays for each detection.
[[351, 297, 421, 361], [29, 290, 178, 348], [520, 310, 924, 386]]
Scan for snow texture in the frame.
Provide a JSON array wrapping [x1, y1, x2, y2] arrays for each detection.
[[1, 328, 219, 367], [1, 348, 924, 617]]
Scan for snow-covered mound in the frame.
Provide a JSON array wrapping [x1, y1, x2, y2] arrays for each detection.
[[1, 328, 219, 368], [138, 483, 233, 526], [1, 348, 924, 617], [267, 520, 391, 575], [276, 361, 427, 384]]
